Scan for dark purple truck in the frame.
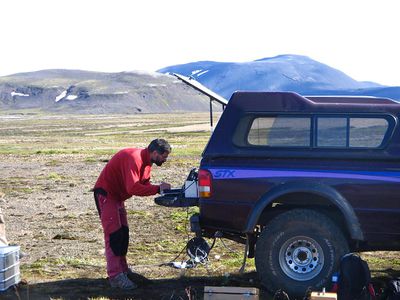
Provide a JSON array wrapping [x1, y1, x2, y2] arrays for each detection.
[[157, 91, 400, 296]]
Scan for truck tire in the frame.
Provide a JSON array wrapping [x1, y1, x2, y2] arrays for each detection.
[[255, 208, 349, 297]]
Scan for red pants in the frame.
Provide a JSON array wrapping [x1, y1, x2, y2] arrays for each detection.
[[94, 191, 129, 278]]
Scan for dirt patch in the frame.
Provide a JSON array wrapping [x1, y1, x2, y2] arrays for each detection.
[[0, 153, 262, 299]]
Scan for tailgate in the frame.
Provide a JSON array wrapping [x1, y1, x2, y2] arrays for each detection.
[[154, 168, 199, 207], [155, 189, 198, 207]]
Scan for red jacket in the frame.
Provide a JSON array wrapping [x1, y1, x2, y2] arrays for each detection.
[[94, 148, 159, 201]]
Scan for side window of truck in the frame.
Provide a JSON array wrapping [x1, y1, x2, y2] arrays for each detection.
[[349, 118, 389, 147], [248, 116, 311, 147], [316, 117, 389, 148], [247, 115, 391, 148]]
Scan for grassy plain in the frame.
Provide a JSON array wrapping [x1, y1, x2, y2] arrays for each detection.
[[0, 112, 398, 299]]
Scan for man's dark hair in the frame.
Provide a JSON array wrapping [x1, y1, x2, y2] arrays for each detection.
[[148, 138, 171, 154]]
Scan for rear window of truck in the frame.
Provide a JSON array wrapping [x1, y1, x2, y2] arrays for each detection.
[[247, 115, 390, 148]]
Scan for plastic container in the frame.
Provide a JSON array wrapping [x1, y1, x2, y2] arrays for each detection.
[[0, 246, 20, 291]]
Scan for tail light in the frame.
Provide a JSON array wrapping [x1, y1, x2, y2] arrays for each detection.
[[198, 169, 212, 198]]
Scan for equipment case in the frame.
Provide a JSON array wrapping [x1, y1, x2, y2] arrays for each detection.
[[0, 246, 20, 291]]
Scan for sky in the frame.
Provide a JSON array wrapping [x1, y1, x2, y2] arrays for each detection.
[[1, 0, 400, 86]]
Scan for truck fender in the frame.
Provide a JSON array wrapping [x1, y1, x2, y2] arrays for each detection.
[[244, 181, 364, 240]]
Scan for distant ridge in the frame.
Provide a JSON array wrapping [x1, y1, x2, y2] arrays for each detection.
[[0, 70, 211, 113], [158, 54, 400, 101]]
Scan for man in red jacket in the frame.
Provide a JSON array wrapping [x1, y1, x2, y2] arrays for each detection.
[[93, 138, 171, 289]]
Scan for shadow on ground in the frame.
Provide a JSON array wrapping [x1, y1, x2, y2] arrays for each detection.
[[2, 269, 399, 300], [0, 272, 272, 300]]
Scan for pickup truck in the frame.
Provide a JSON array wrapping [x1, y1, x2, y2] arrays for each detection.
[[156, 79, 400, 296]]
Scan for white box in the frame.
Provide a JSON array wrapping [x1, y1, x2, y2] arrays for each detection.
[[0, 246, 21, 291], [184, 180, 198, 198], [311, 291, 337, 300]]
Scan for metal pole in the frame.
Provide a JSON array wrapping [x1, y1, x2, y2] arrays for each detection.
[[209, 97, 213, 129]]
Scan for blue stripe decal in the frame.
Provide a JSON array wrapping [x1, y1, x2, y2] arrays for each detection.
[[209, 168, 400, 183]]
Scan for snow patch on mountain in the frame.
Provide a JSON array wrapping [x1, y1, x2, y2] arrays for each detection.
[[146, 83, 167, 87], [55, 90, 67, 102], [197, 70, 209, 77], [11, 92, 29, 97], [66, 95, 78, 100]]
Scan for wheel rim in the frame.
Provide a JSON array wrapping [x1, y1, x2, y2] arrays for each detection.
[[278, 236, 324, 281]]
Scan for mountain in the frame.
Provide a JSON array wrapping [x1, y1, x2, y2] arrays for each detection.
[[0, 70, 211, 113], [158, 54, 400, 101], [2, 55, 399, 114]]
